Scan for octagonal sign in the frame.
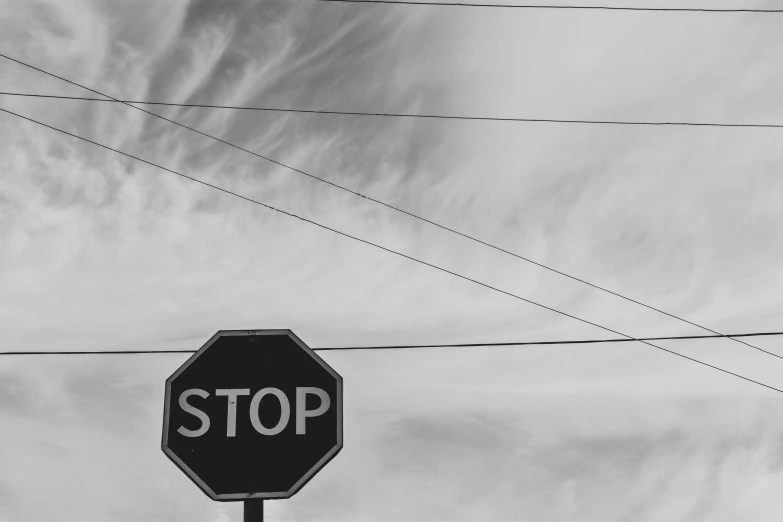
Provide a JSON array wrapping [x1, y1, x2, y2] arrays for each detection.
[[162, 330, 343, 500]]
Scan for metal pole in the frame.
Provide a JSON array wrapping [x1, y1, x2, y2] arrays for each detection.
[[243, 500, 263, 522]]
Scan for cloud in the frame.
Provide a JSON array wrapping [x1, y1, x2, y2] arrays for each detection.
[[282, 393, 783, 522], [3, 0, 783, 521]]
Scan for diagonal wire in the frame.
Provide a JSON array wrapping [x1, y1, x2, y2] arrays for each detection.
[[1, 105, 781, 395], [2, 55, 781, 363], [317, 0, 783, 13], [1, 330, 783, 355], [4, 91, 783, 128], [2, 54, 781, 363]]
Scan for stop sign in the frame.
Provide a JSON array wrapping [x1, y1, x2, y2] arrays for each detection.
[[162, 329, 343, 500]]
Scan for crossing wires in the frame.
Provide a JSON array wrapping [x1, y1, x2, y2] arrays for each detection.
[[1, 53, 781, 365], [1, 104, 782, 395]]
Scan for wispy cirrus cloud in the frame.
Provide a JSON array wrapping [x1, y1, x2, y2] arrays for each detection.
[[3, 1, 783, 521]]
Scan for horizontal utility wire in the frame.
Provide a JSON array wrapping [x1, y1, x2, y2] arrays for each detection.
[[3, 91, 783, 129], [2, 330, 783, 355], [2, 55, 780, 365], [317, 0, 783, 13], [3, 57, 782, 374], [1, 106, 781, 396]]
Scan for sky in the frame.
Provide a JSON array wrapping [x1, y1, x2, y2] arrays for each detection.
[[2, 0, 783, 520]]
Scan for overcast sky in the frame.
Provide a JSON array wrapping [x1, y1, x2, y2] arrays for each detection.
[[3, 0, 783, 520]]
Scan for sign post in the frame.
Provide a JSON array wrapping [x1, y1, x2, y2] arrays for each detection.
[[244, 499, 264, 521], [162, 330, 343, 519]]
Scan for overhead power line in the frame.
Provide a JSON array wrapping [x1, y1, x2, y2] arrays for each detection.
[[1, 105, 781, 395], [1, 55, 780, 365], [317, 0, 783, 13], [1, 330, 782, 355], [3, 91, 783, 129]]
